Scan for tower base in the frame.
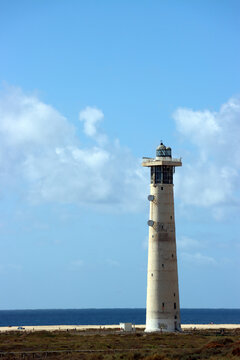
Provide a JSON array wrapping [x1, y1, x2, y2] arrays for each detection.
[[145, 318, 181, 333]]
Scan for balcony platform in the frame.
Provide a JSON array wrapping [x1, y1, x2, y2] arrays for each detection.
[[142, 157, 182, 167]]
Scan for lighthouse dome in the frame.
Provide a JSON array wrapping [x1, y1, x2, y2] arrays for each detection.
[[156, 142, 172, 158], [156, 142, 166, 150]]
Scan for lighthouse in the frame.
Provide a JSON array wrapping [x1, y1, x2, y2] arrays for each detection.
[[142, 143, 182, 332]]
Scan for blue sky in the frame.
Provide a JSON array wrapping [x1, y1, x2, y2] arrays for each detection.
[[0, 0, 239, 309]]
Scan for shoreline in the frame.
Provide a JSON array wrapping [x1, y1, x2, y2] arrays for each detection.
[[0, 324, 240, 332]]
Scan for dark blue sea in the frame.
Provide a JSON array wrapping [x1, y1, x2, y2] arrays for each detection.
[[0, 309, 240, 327]]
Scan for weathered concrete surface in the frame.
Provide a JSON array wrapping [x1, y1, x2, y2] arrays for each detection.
[[143, 145, 182, 333], [145, 183, 180, 332]]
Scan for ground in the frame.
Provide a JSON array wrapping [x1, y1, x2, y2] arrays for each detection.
[[0, 328, 240, 359]]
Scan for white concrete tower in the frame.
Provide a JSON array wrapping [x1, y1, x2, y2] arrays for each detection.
[[142, 143, 182, 332]]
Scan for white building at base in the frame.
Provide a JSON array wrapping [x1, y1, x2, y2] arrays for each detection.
[[142, 143, 182, 332]]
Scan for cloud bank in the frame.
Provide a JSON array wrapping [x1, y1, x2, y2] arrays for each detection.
[[1, 86, 239, 217], [173, 97, 240, 217], [0, 86, 147, 212]]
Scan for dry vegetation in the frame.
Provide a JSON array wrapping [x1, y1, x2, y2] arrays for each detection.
[[0, 328, 240, 359]]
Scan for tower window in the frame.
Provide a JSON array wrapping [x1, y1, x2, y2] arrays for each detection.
[[162, 264, 164, 268], [175, 315, 177, 319], [174, 303, 176, 309], [174, 293, 176, 297], [170, 216, 172, 219], [162, 302, 164, 307], [172, 254, 174, 258], [151, 273, 153, 277], [161, 187, 163, 190]]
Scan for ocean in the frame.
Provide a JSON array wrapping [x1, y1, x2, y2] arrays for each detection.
[[0, 309, 240, 327]]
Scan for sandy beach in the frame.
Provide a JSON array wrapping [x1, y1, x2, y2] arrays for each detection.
[[0, 324, 239, 332]]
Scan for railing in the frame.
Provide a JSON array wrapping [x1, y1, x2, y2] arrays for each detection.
[[142, 157, 182, 163]]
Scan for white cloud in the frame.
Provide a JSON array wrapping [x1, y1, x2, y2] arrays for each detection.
[[177, 236, 202, 250], [178, 237, 215, 266], [106, 259, 120, 267], [0, 263, 23, 274], [69, 260, 84, 271], [142, 236, 148, 250], [0, 86, 75, 149], [79, 106, 104, 138], [173, 97, 240, 213], [181, 252, 216, 266], [0, 86, 147, 212]]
